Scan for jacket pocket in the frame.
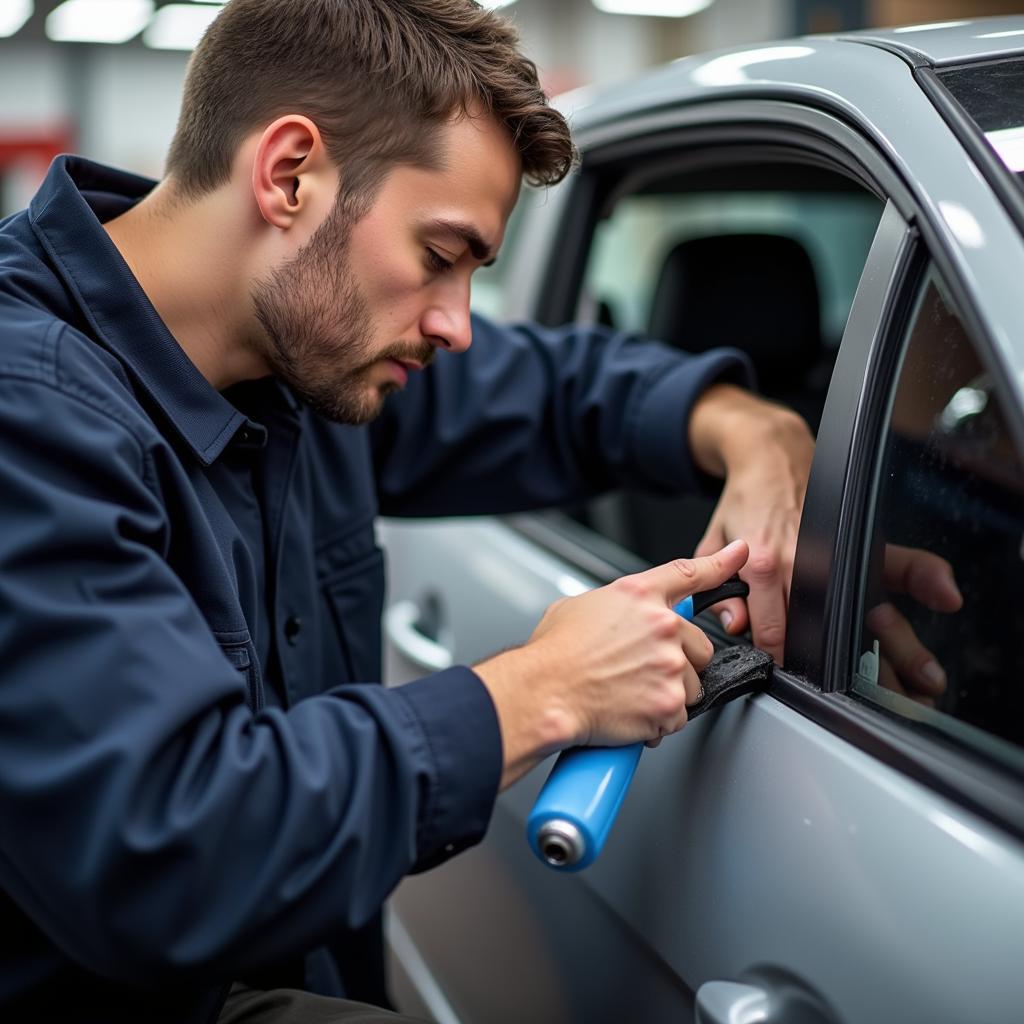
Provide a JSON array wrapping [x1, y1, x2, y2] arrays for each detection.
[[318, 526, 386, 686], [213, 629, 264, 712]]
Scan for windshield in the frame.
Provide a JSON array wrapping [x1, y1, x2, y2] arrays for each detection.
[[937, 57, 1024, 185]]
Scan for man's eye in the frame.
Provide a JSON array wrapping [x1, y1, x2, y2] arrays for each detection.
[[426, 249, 455, 274]]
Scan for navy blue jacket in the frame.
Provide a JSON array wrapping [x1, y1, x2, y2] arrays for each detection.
[[0, 156, 751, 1022]]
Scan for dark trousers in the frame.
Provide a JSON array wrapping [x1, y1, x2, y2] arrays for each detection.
[[218, 984, 430, 1023]]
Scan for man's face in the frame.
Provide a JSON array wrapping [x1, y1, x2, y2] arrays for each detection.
[[251, 112, 521, 424]]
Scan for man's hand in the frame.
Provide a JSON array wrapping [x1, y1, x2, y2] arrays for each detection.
[[474, 540, 750, 788], [867, 544, 963, 706], [688, 384, 814, 663]]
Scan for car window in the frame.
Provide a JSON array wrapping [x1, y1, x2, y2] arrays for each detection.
[[936, 57, 1024, 189], [583, 190, 877, 351], [853, 269, 1024, 764], [564, 166, 884, 567]]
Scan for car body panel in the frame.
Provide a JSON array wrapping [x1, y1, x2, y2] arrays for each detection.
[[841, 16, 1024, 66]]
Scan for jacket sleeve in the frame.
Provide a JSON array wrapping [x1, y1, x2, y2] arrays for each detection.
[[370, 314, 755, 516], [0, 370, 501, 985]]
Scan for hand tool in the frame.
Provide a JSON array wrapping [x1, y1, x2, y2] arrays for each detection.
[[526, 577, 772, 871]]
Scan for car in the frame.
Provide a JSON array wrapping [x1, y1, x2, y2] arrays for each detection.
[[379, 17, 1024, 1024]]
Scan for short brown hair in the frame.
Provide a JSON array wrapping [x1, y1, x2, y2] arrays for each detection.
[[165, 0, 576, 206]]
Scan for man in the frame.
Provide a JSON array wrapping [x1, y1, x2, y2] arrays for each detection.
[[0, 1, 815, 1021]]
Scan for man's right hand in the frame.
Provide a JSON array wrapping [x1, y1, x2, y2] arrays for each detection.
[[474, 539, 750, 788]]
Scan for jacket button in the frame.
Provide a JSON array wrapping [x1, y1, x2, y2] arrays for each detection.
[[284, 616, 302, 645]]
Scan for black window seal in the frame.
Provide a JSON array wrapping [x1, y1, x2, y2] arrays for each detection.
[[822, 235, 927, 695], [915, 62, 1024, 240]]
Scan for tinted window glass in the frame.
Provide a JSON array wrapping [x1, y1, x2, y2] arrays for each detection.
[[855, 271, 1024, 760], [937, 58, 1024, 186]]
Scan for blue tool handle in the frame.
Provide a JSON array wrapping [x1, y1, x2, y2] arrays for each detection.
[[527, 595, 695, 871]]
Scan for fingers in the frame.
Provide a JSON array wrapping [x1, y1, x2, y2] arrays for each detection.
[[710, 596, 748, 636], [640, 539, 749, 606], [696, 524, 792, 663], [694, 527, 749, 636], [641, 623, 705, 747], [678, 610, 714, 669], [683, 658, 703, 708], [866, 601, 947, 700], [882, 544, 963, 613], [741, 546, 788, 665]]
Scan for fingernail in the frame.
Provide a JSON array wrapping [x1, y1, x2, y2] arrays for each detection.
[[720, 610, 733, 631], [920, 660, 946, 692]]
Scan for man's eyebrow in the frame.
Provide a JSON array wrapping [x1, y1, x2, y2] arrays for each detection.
[[429, 219, 497, 266]]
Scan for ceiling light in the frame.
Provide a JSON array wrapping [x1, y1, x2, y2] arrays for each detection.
[[592, 0, 714, 16], [47, 0, 154, 44], [144, 3, 222, 50], [0, 0, 33, 39]]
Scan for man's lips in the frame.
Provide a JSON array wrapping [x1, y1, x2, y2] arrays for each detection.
[[384, 358, 423, 386]]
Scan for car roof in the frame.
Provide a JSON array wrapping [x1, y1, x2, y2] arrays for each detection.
[[838, 16, 1024, 66], [557, 16, 1024, 136]]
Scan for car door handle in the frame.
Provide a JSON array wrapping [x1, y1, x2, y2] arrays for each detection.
[[696, 979, 836, 1024], [384, 599, 454, 673]]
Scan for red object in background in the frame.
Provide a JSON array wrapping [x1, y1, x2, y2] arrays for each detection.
[[0, 127, 73, 170], [0, 127, 74, 213]]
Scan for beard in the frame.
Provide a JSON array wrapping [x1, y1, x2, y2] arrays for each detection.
[[251, 199, 435, 425]]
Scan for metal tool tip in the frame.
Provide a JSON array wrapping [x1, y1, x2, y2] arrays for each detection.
[[537, 820, 585, 868]]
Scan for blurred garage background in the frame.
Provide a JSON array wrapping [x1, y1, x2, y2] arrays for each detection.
[[0, 0, 1021, 218]]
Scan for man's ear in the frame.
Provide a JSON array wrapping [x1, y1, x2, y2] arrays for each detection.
[[251, 115, 334, 229]]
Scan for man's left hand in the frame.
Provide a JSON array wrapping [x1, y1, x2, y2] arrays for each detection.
[[687, 384, 815, 664]]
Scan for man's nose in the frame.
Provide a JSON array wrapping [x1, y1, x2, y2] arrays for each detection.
[[420, 289, 472, 355]]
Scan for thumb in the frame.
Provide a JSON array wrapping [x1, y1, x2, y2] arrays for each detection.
[[642, 539, 749, 606]]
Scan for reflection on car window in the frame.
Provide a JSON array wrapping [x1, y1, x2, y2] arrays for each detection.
[[855, 271, 1024, 757]]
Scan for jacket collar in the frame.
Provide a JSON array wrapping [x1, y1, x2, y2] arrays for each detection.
[[28, 155, 250, 466]]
